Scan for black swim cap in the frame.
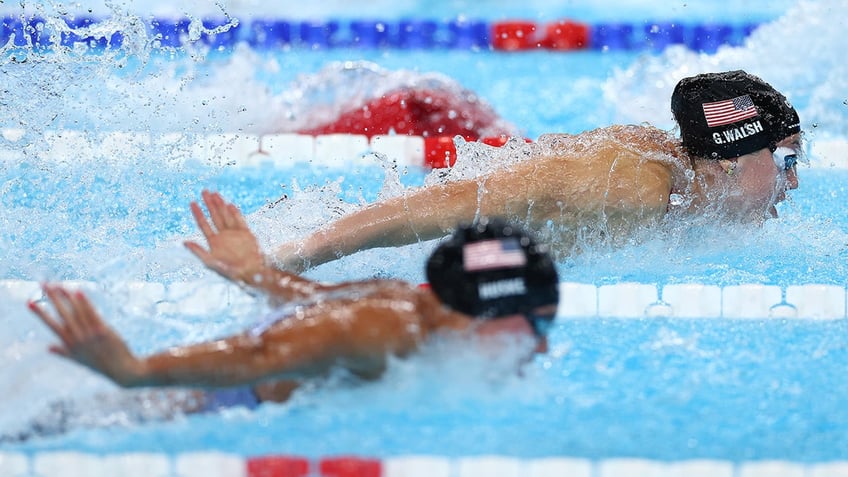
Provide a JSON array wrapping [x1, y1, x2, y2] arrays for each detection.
[[425, 218, 559, 336], [671, 70, 801, 159]]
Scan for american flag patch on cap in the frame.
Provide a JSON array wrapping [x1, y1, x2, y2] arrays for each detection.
[[702, 94, 759, 127], [463, 238, 527, 272]]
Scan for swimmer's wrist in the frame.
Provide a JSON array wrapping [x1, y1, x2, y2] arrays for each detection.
[[270, 244, 310, 274], [110, 358, 149, 388], [236, 256, 280, 288]]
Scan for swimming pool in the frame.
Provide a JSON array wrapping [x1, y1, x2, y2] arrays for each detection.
[[2, 0, 848, 475]]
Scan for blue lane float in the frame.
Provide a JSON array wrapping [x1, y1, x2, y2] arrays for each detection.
[[248, 19, 291, 49], [591, 23, 635, 50], [148, 18, 190, 48], [1, 16, 40, 48], [297, 21, 340, 49], [446, 20, 490, 49], [0, 15, 761, 53], [643, 22, 686, 51], [396, 20, 439, 49], [349, 20, 392, 49]]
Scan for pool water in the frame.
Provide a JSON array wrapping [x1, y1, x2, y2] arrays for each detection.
[[3, 316, 848, 462], [2, 0, 848, 464]]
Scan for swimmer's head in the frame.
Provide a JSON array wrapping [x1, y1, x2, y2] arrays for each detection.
[[671, 70, 801, 160], [425, 218, 559, 337]]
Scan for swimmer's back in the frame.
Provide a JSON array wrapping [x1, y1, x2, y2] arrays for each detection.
[[250, 280, 459, 378]]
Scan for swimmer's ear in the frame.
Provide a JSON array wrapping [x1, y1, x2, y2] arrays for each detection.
[[718, 159, 737, 176]]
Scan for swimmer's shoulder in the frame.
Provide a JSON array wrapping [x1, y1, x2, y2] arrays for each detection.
[[324, 279, 437, 314], [537, 124, 679, 154], [607, 124, 680, 153]]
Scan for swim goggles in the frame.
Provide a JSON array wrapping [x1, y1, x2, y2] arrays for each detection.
[[772, 146, 799, 171]]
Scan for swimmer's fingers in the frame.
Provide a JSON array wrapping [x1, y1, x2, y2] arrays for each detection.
[[228, 203, 250, 231], [190, 200, 215, 240], [70, 289, 106, 337], [197, 190, 246, 232], [41, 284, 86, 340], [212, 191, 242, 230], [203, 190, 232, 231], [184, 241, 214, 266], [48, 285, 104, 342], [184, 241, 235, 278], [28, 294, 70, 343], [29, 284, 99, 350], [41, 284, 72, 319], [48, 344, 69, 357]]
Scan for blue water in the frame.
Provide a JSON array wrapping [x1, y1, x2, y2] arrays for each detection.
[[5, 318, 848, 463], [2, 0, 848, 463]]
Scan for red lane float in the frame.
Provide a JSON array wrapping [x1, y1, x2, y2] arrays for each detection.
[[541, 20, 590, 50], [424, 136, 458, 168], [490, 19, 591, 51], [246, 455, 382, 477], [491, 20, 540, 50], [319, 456, 382, 477], [247, 455, 310, 477]]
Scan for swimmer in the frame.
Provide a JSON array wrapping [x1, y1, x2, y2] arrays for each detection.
[[281, 61, 515, 139], [27, 192, 559, 410], [270, 70, 803, 273], [296, 86, 511, 139]]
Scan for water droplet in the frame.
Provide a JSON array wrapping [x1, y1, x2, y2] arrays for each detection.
[[669, 193, 684, 206]]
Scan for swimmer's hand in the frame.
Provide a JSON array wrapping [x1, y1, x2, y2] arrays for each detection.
[[184, 190, 267, 286], [28, 284, 145, 387]]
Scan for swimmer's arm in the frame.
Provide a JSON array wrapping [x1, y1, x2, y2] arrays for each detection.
[[272, 179, 486, 272], [28, 283, 412, 388], [600, 157, 673, 224], [514, 148, 671, 227], [135, 303, 418, 387]]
